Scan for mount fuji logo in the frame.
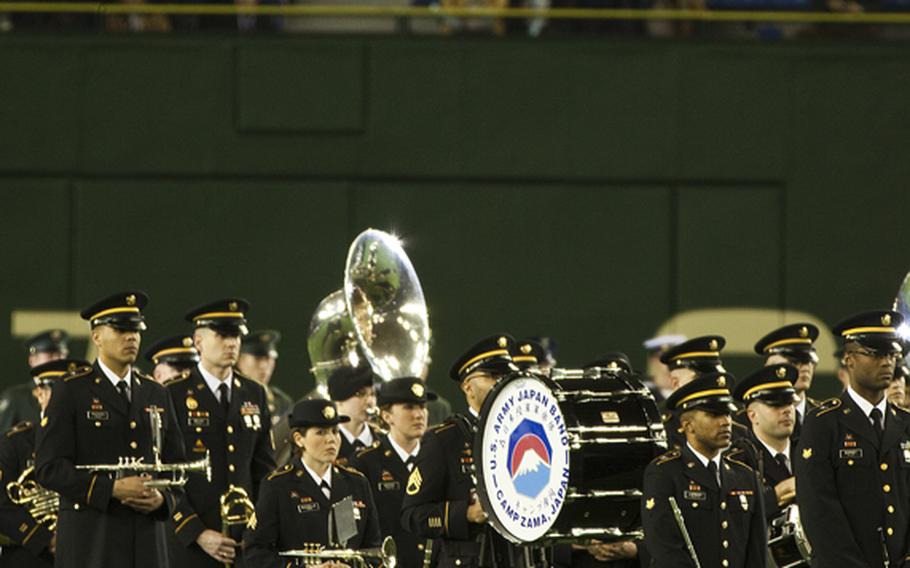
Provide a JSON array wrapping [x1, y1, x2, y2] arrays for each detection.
[[507, 419, 552, 498]]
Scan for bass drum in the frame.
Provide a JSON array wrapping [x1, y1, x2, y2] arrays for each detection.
[[768, 505, 811, 567], [547, 366, 666, 542], [473, 367, 666, 545]]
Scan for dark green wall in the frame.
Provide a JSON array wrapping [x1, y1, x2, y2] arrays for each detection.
[[2, 34, 910, 405]]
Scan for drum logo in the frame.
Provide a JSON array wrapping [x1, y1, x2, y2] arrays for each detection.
[[509, 420, 552, 498], [479, 376, 571, 543]]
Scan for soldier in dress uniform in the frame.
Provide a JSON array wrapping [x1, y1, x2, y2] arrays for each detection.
[[754, 323, 821, 445], [642, 372, 767, 568], [243, 399, 381, 568], [165, 299, 275, 568], [795, 310, 910, 568], [143, 335, 200, 386], [350, 377, 436, 568], [643, 334, 687, 407], [238, 330, 294, 423], [658, 336, 729, 449], [0, 330, 70, 432], [328, 365, 380, 466], [0, 358, 89, 568], [401, 333, 520, 568], [35, 291, 187, 568], [727, 364, 799, 521]]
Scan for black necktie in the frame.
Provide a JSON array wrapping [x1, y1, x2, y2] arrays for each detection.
[[707, 461, 720, 488], [116, 380, 130, 407], [352, 439, 366, 451], [320, 480, 331, 500], [871, 408, 884, 442], [774, 452, 791, 474], [219, 383, 230, 415], [405, 456, 415, 472]]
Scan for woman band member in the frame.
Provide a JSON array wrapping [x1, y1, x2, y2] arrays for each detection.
[[243, 399, 380, 568]]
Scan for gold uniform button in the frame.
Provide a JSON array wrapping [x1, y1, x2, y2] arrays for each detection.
[[847, 460, 854, 466], [721, 502, 727, 510], [889, 505, 896, 514], [723, 540, 729, 549], [228, 444, 235, 453], [455, 561, 461, 567], [884, 484, 892, 493], [881, 463, 889, 471], [888, 527, 894, 536], [196, 427, 202, 433], [94, 422, 101, 428], [130, 441, 138, 449], [130, 421, 137, 429], [692, 502, 699, 509], [227, 426, 234, 434], [722, 521, 728, 529], [722, 560, 729, 567], [74, 503, 80, 510], [228, 464, 235, 472]]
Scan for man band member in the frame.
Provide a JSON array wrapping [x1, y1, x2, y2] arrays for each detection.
[[754, 323, 820, 444], [35, 291, 187, 568], [401, 333, 519, 568], [327, 365, 379, 466], [642, 372, 767, 568], [166, 298, 275, 568], [0, 358, 89, 568], [243, 399, 380, 568], [143, 335, 200, 386], [350, 377, 436, 568], [659, 336, 728, 449], [729, 364, 799, 519], [238, 330, 294, 423], [0, 329, 70, 432], [643, 334, 687, 405], [796, 310, 910, 567]]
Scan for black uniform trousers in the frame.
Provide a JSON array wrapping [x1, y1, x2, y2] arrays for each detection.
[[641, 444, 767, 568], [35, 363, 187, 568], [242, 461, 381, 568], [795, 393, 910, 567], [165, 368, 275, 568], [0, 422, 53, 567]]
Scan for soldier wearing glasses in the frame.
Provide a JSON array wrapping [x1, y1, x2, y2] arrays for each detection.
[[796, 310, 910, 567]]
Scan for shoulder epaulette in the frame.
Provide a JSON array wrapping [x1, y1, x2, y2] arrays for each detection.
[[653, 449, 681, 466], [266, 464, 294, 480], [6, 421, 33, 437], [732, 421, 748, 432], [892, 404, 910, 415], [811, 397, 842, 417], [807, 396, 823, 409], [135, 370, 157, 383], [725, 446, 746, 460], [724, 453, 755, 472], [429, 421, 457, 434], [64, 367, 93, 382], [355, 444, 381, 459], [163, 370, 192, 386], [337, 464, 366, 478]]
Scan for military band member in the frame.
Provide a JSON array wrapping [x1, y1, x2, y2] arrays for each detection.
[[642, 372, 767, 568], [659, 336, 728, 449], [0, 330, 69, 432], [754, 323, 821, 444], [512, 339, 546, 372], [143, 335, 200, 386], [166, 299, 275, 568], [238, 330, 294, 424], [401, 334, 519, 568], [35, 292, 187, 568], [0, 358, 88, 568], [327, 365, 379, 466], [350, 377, 436, 568], [796, 310, 910, 567], [243, 399, 381, 568], [643, 334, 687, 405], [728, 364, 799, 520]]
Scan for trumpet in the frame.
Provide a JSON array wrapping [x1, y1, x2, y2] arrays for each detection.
[[6, 465, 59, 531], [280, 535, 397, 568], [75, 452, 212, 489]]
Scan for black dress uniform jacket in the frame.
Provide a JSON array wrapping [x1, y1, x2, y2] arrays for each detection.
[[727, 431, 793, 520], [337, 424, 381, 467], [790, 396, 820, 447], [243, 460, 381, 568], [795, 393, 910, 567], [165, 367, 276, 567], [35, 362, 187, 568], [0, 383, 40, 434], [0, 421, 53, 567], [350, 434, 424, 568], [401, 413, 516, 568], [642, 445, 767, 568]]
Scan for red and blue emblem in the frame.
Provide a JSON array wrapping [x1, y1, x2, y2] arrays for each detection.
[[507, 419, 552, 498]]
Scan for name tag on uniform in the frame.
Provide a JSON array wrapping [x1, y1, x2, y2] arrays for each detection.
[[839, 448, 863, 459], [353, 500, 366, 521], [684, 490, 706, 501], [901, 441, 910, 464], [297, 502, 319, 513], [86, 411, 109, 421], [241, 403, 262, 431], [378, 481, 401, 492]]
